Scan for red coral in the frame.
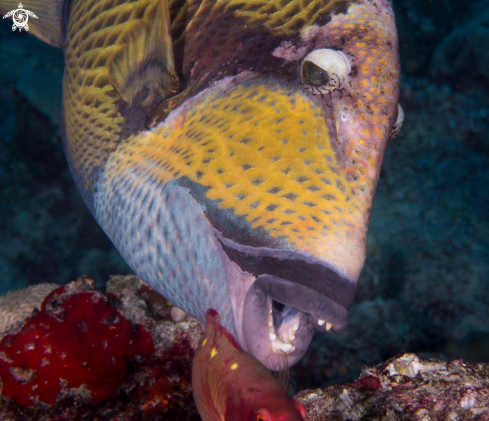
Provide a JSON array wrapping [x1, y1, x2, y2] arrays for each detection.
[[0, 285, 155, 406]]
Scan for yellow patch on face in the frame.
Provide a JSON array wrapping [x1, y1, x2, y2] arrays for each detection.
[[211, 348, 218, 358], [371, 115, 381, 125], [202, 339, 207, 346], [373, 127, 384, 138], [109, 77, 370, 274], [230, 363, 238, 370], [370, 86, 381, 95], [359, 63, 371, 76], [371, 76, 381, 85], [370, 104, 381, 114]]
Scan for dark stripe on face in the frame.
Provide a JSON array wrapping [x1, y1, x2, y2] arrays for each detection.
[[220, 241, 356, 310]]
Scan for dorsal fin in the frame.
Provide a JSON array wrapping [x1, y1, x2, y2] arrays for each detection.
[[0, 0, 65, 48], [205, 308, 241, 350], [108, 0, 179, 109]]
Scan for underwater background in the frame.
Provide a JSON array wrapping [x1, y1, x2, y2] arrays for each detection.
[[0, 0, 488, 391]]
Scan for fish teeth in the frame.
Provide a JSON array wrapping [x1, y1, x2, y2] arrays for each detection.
[[267, 306, 296, 355], [317, 319, 333, 330], [288, 326, 296, 341], [271, 340, 295, 354]]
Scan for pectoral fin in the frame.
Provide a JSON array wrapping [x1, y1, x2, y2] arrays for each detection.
[[108, 0, 180, 109], [0, 0, 65, 48]]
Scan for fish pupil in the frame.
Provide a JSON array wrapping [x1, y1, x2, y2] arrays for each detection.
[[302, 61, 328, 87]]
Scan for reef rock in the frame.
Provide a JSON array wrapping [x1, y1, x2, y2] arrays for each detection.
[[297, 353, 489, 420], [0, 275, 202, 420], [0, 282, 58, 339], [1, 277, 488, 420]]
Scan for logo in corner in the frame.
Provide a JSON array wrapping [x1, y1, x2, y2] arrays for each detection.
[[3, 3, 38, 32]]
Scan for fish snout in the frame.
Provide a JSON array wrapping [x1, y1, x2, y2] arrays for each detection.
[[220, 237, 356, 370]]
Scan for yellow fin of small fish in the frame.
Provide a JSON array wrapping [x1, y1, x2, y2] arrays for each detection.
[[0, 0, 65, 48], [108, 0, 179, 109]]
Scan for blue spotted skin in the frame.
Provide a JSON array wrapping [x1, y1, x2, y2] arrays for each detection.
[[95, 176, 238, 332]]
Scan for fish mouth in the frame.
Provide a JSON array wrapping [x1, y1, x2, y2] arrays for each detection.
[[217, 235, 356, 370]]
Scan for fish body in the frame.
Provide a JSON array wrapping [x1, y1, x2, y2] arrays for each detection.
[[1, 0, 401, 369], [192, 309, 305, 421]]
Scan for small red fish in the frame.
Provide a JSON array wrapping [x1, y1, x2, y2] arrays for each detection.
[[192, 309, 306, 421]]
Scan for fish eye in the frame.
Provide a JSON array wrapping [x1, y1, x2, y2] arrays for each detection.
[[300, 48, 351, 95], [302, 61, 328, 87], [255, 408, 273, 421]]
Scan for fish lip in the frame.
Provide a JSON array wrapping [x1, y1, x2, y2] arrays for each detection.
[[215, 233, 356, 369], [217, 234, 356, 315], [242, 283, 315, 371]]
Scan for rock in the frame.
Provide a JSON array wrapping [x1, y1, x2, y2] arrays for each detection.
[[296, 353, 489, 420], [0, 282, 58, 339], [0, 275, 202, 420], [2, 277, 489, 420]]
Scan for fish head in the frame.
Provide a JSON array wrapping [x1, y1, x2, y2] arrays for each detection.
[[86, 0, 402, 371], [155, 0, 400, 370], [192, 309, 306, 421]]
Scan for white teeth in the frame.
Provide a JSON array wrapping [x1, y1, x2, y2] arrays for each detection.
[[267, 306, 296, 355], [318, 319, 333, 330], [288, 326, 296, 341], [271, 341, 295, 353]]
